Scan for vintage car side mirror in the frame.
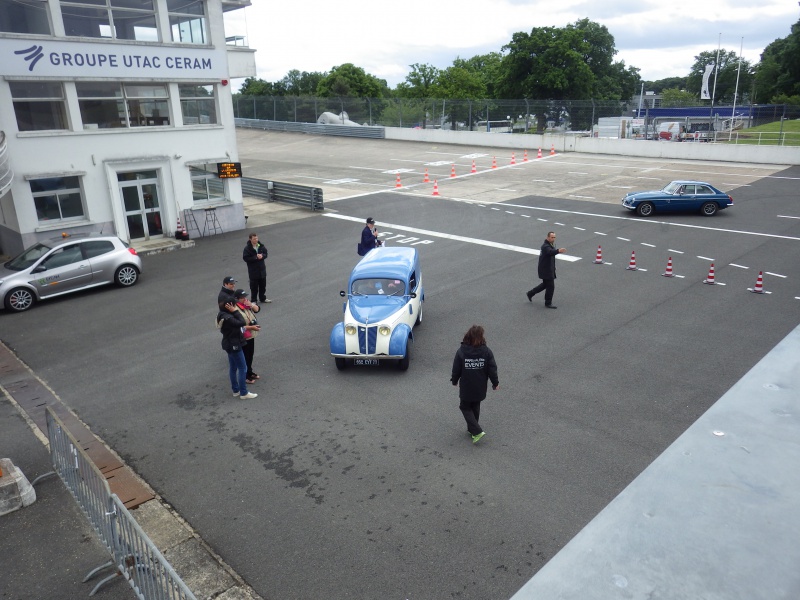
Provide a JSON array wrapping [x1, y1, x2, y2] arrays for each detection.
[[340, 290, 346, 297], [410, 292, 417, 298]]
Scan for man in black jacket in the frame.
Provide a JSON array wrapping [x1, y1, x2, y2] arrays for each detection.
[[218, 275, 237, 307], [527, 231, 566, 308], [451, 325, 499, 444], [242, 233, 270, 304]]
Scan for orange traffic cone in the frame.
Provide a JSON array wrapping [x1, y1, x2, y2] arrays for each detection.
[[175, 216, 189, 240], [471, 160, 477, 174], [593, 246, 604, 264], [626, 250, 638, 271], [523, 150, 529, 162], [510, 152, 516, 165], [432, 180, 440, 196], [537, 148, 542, 159], [748, 271, 766, 294], [395, 173, 402, 188], [662, 256, 675, 277], [703, 263, 717, 285], [550, 144, 555, 156], [491, 156, 497, 169], [450, 164, 456, 178], [423, 168, 430, 183]]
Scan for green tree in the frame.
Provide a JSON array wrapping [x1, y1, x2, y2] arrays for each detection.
[[661, 87, 697, 107], [395, 63, 441, 98], [754, 18, 800, 102], [452, 52, 503, 98], [238, 76, 285, 96], [280, 70, 326, 96], [642, 77, 688, 94], [316, 63, 389, 98], [687, 50, 754, 104]]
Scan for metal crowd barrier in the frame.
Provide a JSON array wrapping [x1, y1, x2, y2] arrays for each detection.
[[46, 408, 196, 599], [240, 176, 323, 211]]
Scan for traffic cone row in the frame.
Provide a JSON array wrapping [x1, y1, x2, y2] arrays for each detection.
[[175, 216, 189, 240]]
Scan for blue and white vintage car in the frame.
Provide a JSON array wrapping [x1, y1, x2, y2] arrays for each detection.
[[330, 247, 424, 371]]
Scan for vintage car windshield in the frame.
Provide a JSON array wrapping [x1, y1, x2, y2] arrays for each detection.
[[5, 242, 52, 271], [662, 182, 682, 194], [351, 278, 406, 296]]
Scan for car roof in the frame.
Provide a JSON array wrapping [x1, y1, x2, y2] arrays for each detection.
[[669, 180, 713, 186], [42, 233, 115, 248], [350, 247, 418, 282]]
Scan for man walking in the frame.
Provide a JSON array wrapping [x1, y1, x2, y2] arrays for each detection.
[[527, 232, 566, 309], [243, 233, 270, 304]]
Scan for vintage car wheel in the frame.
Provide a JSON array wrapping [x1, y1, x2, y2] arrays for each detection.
[[414, 302, 423, 326], [334, 357, 347, 371], [636, 202, 654, 217], [4, 287, 36, 312], [397, 340, 411, 371], [115, 264, 139, 287], [701, 201, 718, 216]]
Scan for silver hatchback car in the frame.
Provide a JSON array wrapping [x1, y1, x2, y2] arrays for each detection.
[[0, 233, 142, 312]]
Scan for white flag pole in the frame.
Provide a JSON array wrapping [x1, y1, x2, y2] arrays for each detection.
[[730, 37, 744, 141]]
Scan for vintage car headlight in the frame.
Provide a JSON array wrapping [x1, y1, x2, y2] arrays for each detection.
[[345, 324, 357, 335], [378, 325, 391, 336]]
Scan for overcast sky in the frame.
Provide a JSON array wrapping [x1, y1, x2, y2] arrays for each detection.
[[225, 0, 798, 88]]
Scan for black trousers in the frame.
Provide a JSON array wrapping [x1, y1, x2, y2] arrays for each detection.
[[459, 399, 483, 435], [528, 279, 555, 305], [243, 339, 256, 379], [249, 277, 266, 302]]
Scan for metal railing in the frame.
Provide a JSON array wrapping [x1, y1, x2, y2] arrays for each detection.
[[241, 176, 323, 211], [46, 408, 196, 600]]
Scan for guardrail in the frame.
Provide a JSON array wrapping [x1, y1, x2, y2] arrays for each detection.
[[46, 408, 196, 599], [241, 177, 323, 211], [235, 118, 385, 139]]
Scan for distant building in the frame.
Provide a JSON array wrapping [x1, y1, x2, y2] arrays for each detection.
[[0, 0, 256, 255]]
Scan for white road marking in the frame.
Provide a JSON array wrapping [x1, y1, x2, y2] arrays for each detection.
[[778, 215, 800, 219], [498, 189, 519, 192], [491, 207, 500, 211], [722, 183, 750, 186], [641, 243, 656, 247], [554, 222, 565, 226], [568, 172, 588, 175], [607, 185, 634, 189], [675, 275, 686, 278], [595, 232, 607, 235], [461, 153, 489, 159], [668, 249, 684, 254], [522, 214, 531, 218], [383, 168, 416, 174], [505, 211, 515, 214], [537, 218, 548, 222], [574, 227, 586, 230], [636, 177, 662, 180], [322, 213, 582, 259], [729, 263, 749, 269], [766, 272, 787, 278], [532, 179, 556, 183], [698, 255, 715, 261], [323, 178, 361, 184], [424, 160, 453, 166], [617, 237, 630, 241], [569, 195, 595, 199]]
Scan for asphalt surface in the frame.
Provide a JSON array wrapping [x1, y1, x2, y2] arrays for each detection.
[[2, 133, 799, 599]]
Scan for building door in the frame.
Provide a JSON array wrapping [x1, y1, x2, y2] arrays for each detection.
[[118, 171, 163, 240]]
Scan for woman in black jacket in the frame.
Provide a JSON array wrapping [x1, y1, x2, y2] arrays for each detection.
[[451, 325, 499, 444], [218, 300, 258, 399]]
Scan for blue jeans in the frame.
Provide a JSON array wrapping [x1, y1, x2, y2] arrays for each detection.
[[227, 348, 248, 396]]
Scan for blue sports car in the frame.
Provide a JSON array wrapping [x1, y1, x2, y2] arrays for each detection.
[[622, 181, 734, 217]]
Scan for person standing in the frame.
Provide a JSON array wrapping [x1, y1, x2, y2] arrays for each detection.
[[243, 233, 270, 304], [451, 325, 499, 444], [217, 299, 258, 399], [527, 231, 566, 309], [232, 288, 262, 384], [218, 275, 237, 307], [357, 217, 381, 256]]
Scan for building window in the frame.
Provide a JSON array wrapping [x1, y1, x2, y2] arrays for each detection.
[[60, 0, 157, 41], [168, 0, 206, 44], [0, 0, 52, 34], [190, 164, 224, 203], [30, 176, 85, 222], [179, 84, 217, 125], [10, 82, 68, 132], [77, 82, 169, 129]]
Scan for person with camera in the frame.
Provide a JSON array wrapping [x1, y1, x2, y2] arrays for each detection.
[[217, 297, 258, 400], [357, 217, 382, 256], [232, 288, 262, 384]]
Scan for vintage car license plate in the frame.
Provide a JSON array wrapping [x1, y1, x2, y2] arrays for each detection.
[[354, 358, 380, 366]]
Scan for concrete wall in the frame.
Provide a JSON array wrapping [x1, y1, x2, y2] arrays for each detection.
[[385, 127, 800, 166]]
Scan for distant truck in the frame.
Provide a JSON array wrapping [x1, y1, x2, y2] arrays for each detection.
[[658, 121, 684, 141]]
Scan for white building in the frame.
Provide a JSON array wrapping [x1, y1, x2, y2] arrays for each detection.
[[0, 0, 256, 256]]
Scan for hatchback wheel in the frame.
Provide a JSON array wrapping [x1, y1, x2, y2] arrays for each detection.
[[636, 202, 654, 217], [5, 288, 35, 312], [701, 201, 718, 216], [115, 265, 139, 287]]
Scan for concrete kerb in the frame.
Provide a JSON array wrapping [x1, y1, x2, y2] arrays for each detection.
[[0, 341, 263, 600]]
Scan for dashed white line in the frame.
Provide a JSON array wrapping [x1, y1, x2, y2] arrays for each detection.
[[697, 255, 715, 261], [729, 263, 749, 269], [505, 211, 515, 214], [554, 222, 565, 226], [532, 179, 556, 183], [574, 227, 586, 230], [607, 185, 634, 189], [522, 214, 531, 218], [641, 243, 656, 247], [537, 218, 548, 222], [617, 237, 631, 241], [568, 172, 588, 175], [668, 249, 684, 254], [766, 272, 787, 278], [778, 215, 800, 219], [569, 195, 595, 199], [595, 232, 607, 236], [491, 207, 500, 211]]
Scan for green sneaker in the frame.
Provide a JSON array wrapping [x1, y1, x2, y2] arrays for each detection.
[[472, 432, 486, 444]]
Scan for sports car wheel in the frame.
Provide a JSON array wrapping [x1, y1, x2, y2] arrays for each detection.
[[335, 357, 347, 371], [397, 340, 411, 371], [701, 201, 718, 216], [4, 287, 35, 312], [115, 265, 139, 287], [636, 202, 654, 217]]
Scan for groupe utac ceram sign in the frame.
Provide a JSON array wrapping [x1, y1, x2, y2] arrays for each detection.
[[1, 37, 226, 79]]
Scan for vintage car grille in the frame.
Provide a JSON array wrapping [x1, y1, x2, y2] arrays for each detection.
[[357, 325, 377, 354]]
